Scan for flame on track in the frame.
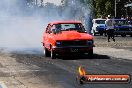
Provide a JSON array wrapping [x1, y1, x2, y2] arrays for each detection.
[[78, 66, 86, 76]]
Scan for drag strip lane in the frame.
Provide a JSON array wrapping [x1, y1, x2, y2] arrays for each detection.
[[10, 48, 132, 88]]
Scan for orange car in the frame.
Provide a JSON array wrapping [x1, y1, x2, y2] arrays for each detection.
[[42, 21, 94, 59]]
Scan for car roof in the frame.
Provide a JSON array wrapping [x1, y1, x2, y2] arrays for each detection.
[[113, 19, 126, 21], [49, 20, 81, 25], [93, 18, 106, 20]]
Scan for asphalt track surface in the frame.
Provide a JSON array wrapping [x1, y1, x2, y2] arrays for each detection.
[[0, 36, 132, 88]]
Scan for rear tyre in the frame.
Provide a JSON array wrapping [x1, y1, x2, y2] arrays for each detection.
[[51, 49, 56, 59], [88, 50, 93, 58], [100, 32, 103, 36], [43, 47, 50, 57], [121, 34, 126, 37], [103, 30, 107, 37]]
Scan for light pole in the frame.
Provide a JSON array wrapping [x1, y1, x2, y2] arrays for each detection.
[[115, 0, 120, 18], [115, 0, 117, 18]]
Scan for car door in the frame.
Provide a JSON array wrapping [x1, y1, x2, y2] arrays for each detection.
[[43, 24, 52, 49]]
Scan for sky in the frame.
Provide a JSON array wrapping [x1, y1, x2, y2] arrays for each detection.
[[44, 0, 62, 6]]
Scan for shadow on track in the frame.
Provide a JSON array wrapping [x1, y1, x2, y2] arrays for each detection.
[[9, 48, 110, 60], [59, 53, 111, 60]]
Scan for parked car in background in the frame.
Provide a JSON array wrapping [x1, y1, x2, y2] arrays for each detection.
[[128, 19, 132, 26], [114, 19, 132, 37], [42, 21, 94, 59], [91, 18, 106, 36]]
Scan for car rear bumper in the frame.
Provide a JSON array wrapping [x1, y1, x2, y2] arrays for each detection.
[[95, 28, 106, 33]]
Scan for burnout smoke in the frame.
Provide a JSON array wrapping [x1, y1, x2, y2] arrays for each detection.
[[0, 0, 44, 50], [0, 0, 92, 52]]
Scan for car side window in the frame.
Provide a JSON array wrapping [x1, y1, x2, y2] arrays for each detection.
[[51, 25, 56, 32], [51, 25, 61, 34], [46, 24, 52, 34]]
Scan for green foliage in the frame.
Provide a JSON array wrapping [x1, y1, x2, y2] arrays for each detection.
[[105, 1, 112, 15], [93, 0, 114, 18], [25, 0, 128, 18], [81, 0, 128, 18], [79, 0, 114, 18]]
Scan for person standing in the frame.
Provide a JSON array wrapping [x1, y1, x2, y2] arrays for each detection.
[[105, 15, 115, 42]]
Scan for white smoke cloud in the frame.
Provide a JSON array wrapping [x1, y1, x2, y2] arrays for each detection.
[[0, 0, 65, 50], [0, 0, 44, 49], [0, 0, 92, 50], [43, 0, 62, 6]]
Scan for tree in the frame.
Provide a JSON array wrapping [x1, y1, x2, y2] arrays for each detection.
[[105, 1, 112, 16]]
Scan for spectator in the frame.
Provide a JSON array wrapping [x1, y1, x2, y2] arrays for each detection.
[[105, 15, 115, 42]]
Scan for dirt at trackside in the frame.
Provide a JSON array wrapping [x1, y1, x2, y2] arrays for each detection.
[[94, 36, 132, 49]]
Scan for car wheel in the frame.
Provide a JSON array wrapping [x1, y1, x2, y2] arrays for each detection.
[[51, 49, 56, 59], [43, 47, 50, 57], [130, 35, 132, 37], [103, 31, 107, 37], [100, 32, 103, 36], [88, 50, 93, 58]]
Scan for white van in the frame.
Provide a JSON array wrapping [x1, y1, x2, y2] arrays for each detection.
[[91, 18, 106, 36]]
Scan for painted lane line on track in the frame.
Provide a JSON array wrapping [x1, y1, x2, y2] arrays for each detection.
[[2, 69, 48, 73]]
